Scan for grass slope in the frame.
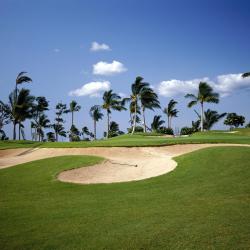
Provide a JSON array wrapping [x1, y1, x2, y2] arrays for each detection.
[[0, 128, 250, 149], [0, 147, 250, 249]]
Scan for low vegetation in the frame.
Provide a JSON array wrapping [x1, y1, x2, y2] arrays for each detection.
[[0, 147, 250, 249]]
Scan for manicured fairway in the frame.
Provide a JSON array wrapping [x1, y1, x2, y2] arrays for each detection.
[[0, 129, 250, 149], [0, 147, 250, 249]]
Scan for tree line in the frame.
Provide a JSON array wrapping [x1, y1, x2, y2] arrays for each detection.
[[0, 72, 249, 141]]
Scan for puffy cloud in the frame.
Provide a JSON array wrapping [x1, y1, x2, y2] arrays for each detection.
[[215, 73, 250, 97], [90, 41, 111, 51], [93, 60, 127, 76], [158, 73, 250, 97], [69, 81, 110, 97]]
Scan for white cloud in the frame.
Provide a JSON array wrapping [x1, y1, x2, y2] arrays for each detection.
[[53, 48, 60, 53], [158, 73, 250, 97], [93, 60, 127, 76], [69, 81, 110, 97], [90, 41, 111, 51]]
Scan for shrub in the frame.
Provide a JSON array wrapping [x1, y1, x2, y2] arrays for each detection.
[[159, 127, 174, 135], [180, 127, 193, 135], [127, 126, 144, 133]]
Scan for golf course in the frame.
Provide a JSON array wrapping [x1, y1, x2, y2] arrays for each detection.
[[1, 0, 250, 249], [1, 130, 250, 249]]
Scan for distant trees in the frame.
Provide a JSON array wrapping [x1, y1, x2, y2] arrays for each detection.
[[89, 105, 103, 140], [102, 90, 125, 138], [163, 99, 178, 129], [224, 113, 245, 129], [185, 82, 219, 131]]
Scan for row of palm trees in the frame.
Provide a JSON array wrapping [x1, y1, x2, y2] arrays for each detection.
[[1, 71, 249, 141]]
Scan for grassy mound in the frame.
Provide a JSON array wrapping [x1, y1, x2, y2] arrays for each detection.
[[1, 129, 250, 149], [0, 147, 250, 249]]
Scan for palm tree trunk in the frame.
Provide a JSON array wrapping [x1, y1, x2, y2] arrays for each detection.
[[107, 110, 110, 139], [18, 123, 21, 140], [94, 120, 96, 140], [201, 102, 204, 132], [71, 111, 74, 127], [142, 107, 146, 133], [132, 100, 137, 134], [13, 121, 16, 140], [168, 115, 170, 128]]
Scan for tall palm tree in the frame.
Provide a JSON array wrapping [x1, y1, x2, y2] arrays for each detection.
[[140, 87, 160, 132], [130, 77, 149, 134], [15, 72, 32, 101], [5, 89, 34, 140], [54, 102, 67, 141], [89, 105, 103, 140], [151, 115, 165, 132], [185, 82, 219, 131], [163, 99, 178, 129], [68, 100, 81, 127], [102, 90, 126, 138], [242, 72, 250, 78]]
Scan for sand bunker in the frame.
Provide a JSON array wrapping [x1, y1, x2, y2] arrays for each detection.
[[0, 144, 249, 184]]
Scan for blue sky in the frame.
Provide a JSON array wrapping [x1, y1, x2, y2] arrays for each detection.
[[1, 0, 250, 139]]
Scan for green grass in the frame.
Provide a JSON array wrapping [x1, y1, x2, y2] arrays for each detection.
[[0, 147, 250, 249], [1, 128, 250, 149]]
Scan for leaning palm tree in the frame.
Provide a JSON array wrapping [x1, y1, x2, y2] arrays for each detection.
[[68, 100, 81, 127], [140, 87, 160, 132], [102, 90, 126, 138], [185, 82, 219, 131], [151, 115, 165, 132], [242, 72, 250, 78], [163, 99, 178, 129], [15, 72, 32, 101], [89, 105, 103, 140]]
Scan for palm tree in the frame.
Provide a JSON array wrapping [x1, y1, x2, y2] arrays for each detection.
[[242, 72, 250, 78], [31, 96, 49, 141], [54, 102, 67, 141], [163, 99, 178, 129], [68, 100, 81, 127], [15, 72, 32, 101], [52, 123, 66, 141], [194, 109, 226, 130], [130, 77, 150, 134], [0, 102, 11, 137], [151, 115, 165, 132], [140, 87, 160, 132], [5, 89, 34, 140], [31, 114, 50, 141], [185, 82, 219, 131], [81, 126, 90, 140], [102, 90, 126, 138], [89, 105, 103, 140]]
